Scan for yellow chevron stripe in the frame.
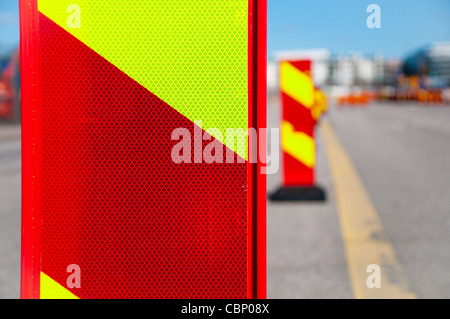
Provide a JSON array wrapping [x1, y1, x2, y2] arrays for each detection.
[[280, 61, 314, 108], [40, 272, 79, 299], [281, 121, 315, 168]]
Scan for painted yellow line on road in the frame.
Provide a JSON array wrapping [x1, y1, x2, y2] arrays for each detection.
[[321, 119, 417, 299]]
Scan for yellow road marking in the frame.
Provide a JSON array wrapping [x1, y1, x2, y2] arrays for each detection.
[[321, 119, 417, 299], [281, 121, 315, 168]]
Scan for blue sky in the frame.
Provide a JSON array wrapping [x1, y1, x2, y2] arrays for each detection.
[[0, 0, 19, 56], [0, 1, 449, 59], [268, 0, 450, 59]]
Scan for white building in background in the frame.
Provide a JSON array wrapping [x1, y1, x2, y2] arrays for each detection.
[[332, 56, 354, 87], [267, 48, 405, 96], [427, 42, 450, 86], [268, 49, 383, 90], [403, 41, 450, 87], [330, 53, 385, 87]]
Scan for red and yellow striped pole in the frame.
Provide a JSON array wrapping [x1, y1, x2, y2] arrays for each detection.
[[270, 60, 327, 201]]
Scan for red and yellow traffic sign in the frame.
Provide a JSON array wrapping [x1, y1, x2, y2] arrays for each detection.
[[279, 60, 327, 187], [20, 0, 267, 299]]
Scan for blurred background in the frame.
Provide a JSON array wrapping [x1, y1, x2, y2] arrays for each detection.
[[1, 0, 450, 298], [267, 0, 450, 103], [266, 0, 450, 299]]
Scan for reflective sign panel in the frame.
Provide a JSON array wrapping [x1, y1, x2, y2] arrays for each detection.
[[20, 0, 266, 299]]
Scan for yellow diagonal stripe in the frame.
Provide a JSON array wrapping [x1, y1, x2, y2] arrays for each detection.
[[280, 61, 314, 108], [38, 0, 249, 159], [281, 121, 315, 168], [321, 119, 416, 299], [40, 272, 80, 299]]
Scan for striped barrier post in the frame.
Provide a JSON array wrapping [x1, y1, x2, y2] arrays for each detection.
[[270, 60, 327, 201]]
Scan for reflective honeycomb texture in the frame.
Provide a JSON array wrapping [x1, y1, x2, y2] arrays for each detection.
[[37, 0, 249, 159], [38, 1, 249, 299]]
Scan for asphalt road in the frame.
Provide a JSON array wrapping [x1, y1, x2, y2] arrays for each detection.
[[0, 127, 21, 299], [267, 100, 450, 299], [328, 102, 450, 298], [1, 101, 450, 298]]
